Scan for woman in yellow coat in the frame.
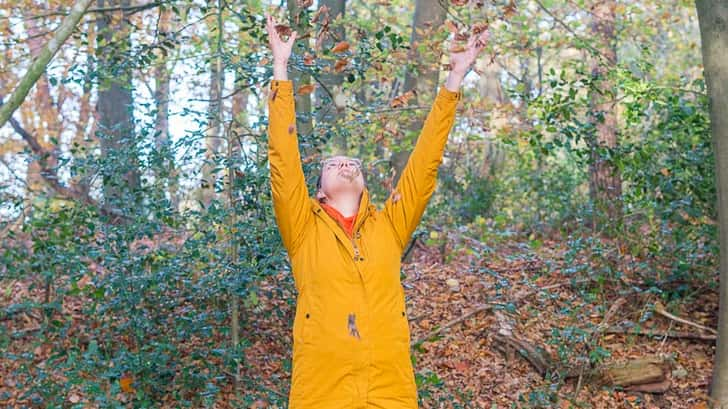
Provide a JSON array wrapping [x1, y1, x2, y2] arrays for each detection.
[[265, 13, 489, 408]]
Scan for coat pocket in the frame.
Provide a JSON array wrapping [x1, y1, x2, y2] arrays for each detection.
[[293, 298, 313, 345]]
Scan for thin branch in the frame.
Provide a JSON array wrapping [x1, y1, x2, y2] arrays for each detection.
[[412, 279, 589, 346], [532, 0, 603, 58], [603, 326, 716, 342], [21, 1, 165, 21], [654, 301, 717, 335], [0, 0, 94, 128], [1, 97, 126, 221]]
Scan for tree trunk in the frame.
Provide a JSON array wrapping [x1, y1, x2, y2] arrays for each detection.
[[153, 7, 179, 211], [96, 0, 140, 208], [315, 0, 347, 151], [588, 0, 621, 225], [476, 60, 507, 178], [199, 14, 225, 208], [696, 1, 728, 406], [71, 19, 96, 198], [391, 0, 448, 184]]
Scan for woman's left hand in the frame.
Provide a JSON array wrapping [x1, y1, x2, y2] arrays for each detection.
[[445, 28, 490, 90]]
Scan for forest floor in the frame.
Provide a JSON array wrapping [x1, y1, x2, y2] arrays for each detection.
[[1, 237, 718, 408], [239, 237, 717, 408]]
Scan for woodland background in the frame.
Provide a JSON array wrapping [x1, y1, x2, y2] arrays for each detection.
[[0, 0, 725, 407]]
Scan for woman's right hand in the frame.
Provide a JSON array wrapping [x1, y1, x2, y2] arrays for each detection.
[[265, 13, 297, 76]]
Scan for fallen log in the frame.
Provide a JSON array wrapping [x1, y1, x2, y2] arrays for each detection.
[[491, 333, 672, 393]]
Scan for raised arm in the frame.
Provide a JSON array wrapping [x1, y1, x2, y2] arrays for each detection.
[[384, 28, 490, 250], [265, 14, 310, 255]]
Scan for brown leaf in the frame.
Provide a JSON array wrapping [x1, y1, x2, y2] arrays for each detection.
[[445, 20, 459, 34], [331, 41, 350, 53], [453, 360, 470, 371], [472, 21, 489, 35], [504, 1, 517, 18], [334, 58, 349, 72], [312, 5, 330, 23], [120, 375, 135, 393], [297, 0, 313, 7], [390, 90, 416, 108], [274, 24, 292, 38], [297, 84, 316, 95]]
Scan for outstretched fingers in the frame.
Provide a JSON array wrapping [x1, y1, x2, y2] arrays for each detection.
[[265, 14, 280, 44]]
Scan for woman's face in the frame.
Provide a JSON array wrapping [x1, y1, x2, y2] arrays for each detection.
[[319, 155, 365, 199]]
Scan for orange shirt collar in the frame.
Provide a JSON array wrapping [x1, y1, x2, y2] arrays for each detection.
[[319, 201, 357, 237]]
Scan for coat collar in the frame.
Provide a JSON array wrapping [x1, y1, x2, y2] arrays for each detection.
[[311, 188, 374, 256]]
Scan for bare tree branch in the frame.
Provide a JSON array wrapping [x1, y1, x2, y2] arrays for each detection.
[[0, 0, 94, 129]]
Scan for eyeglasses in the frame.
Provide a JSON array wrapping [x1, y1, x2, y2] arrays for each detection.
[[320, 156, 362, 171]]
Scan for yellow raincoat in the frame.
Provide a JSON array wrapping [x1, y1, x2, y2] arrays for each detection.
[[267, 79, 461, 408]]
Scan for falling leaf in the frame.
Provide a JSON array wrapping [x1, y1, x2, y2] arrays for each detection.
[[503, 1, 517, 18], [445, 20, 459, 34], [390, 90, 416, 108], [334, 58, 349, 72], [472, 21, 489, 35], [312, 5, 330, 23], [120, 375, 134, 393], [302, 154, 319, 164], [297, 84, 316, 95], [331, 41, 350, 53]]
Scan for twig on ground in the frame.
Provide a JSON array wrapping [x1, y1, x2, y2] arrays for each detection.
[[603, 326, 716, 342], [411, 279, 588, 346], [654, 301, 717, 335]]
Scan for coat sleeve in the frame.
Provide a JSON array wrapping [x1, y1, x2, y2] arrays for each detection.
[[383, 84, 461, 250], [268, 79, 312, 256]]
